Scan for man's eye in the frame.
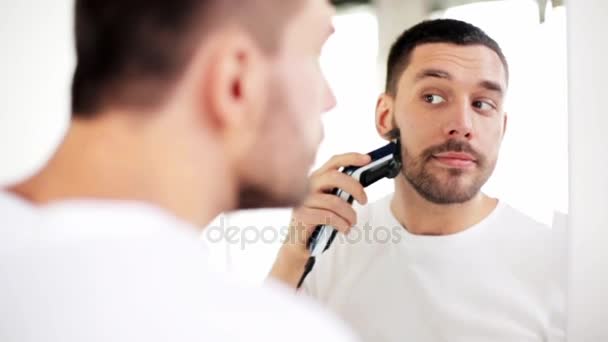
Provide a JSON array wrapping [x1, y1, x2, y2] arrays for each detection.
[[423, 94, 446, 104], [472, 100, 495, 110]]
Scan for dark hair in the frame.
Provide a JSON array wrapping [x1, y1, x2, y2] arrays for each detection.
[[71, 0, 302, 117], [385, 19, 508, 94]]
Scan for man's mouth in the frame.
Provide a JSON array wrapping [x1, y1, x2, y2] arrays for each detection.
[[431, 152, 477, 168]]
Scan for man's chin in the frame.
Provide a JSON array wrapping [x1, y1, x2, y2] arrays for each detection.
[[405, 173, 480, 205], [416, 186, 480, 205]]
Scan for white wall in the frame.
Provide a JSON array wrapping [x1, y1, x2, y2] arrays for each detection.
[[0, 0, 74, 187], [566, 0, 608, 340]]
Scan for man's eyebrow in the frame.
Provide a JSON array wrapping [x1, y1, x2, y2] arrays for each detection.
[[414, 69, 452, 82], [414, 68, 505, 96], [479, 80, 504, 96]]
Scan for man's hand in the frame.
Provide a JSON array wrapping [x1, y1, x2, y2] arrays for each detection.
[[269, 153, 371, 287]]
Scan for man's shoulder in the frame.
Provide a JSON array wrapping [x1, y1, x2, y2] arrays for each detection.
[[491, 201, 566, 269], [0, 198, 356, 341], [0, 191, 38, 235], [2, 251, 356, 341], [235, 279, 357, 340], [495, 201, 553, 233], [157, 268, 358, 341]]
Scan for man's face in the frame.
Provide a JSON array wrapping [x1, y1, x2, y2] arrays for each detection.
[[390, 43, 507, 204], [238, 0, 336, 208]]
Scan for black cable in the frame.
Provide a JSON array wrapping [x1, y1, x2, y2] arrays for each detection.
[[296, 256, 316, 289]]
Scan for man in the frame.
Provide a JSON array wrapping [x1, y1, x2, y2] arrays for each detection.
[[0, 0, 358, 341], [270, 19, 566, 341]]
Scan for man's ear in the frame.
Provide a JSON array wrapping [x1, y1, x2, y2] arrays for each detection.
[[375, 93, 396, 140], [198, 29, 266, 147]]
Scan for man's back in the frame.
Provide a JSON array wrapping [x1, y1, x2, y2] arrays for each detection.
[[0, 192, 356, 341], [302, 194, 566, 342]]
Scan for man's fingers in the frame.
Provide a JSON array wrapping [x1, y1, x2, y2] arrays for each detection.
[[302, 193, 357, 227], [292, 207, 352, 238], [311, 171, 368, 205]]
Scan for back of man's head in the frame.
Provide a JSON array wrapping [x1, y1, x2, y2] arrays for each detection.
[[72, 0, 303, 116], [13, 0, 336, 226]]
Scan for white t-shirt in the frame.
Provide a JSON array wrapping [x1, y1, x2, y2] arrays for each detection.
[[0, 192, 358, 342], [302, 194, 566, 342]]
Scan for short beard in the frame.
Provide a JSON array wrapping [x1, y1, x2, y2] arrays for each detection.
[[237, 180, 309, 210], [402, 139, 493, 204], [235, 68, 309, 210]]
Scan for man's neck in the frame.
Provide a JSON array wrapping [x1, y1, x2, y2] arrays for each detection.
[[390, 176, 498, 236], [10, 116, 236, 228]]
